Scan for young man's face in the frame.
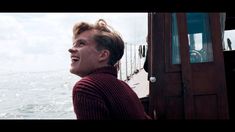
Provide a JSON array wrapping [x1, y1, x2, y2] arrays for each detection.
[[68, 30, 102, 77]]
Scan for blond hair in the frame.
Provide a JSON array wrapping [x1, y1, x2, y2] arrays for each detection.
[[73, 19, 124, 66]]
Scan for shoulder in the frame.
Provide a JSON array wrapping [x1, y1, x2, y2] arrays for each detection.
[[73, 73, 119, 93], [74, 76, 98, 89], [73, 74, 110, 91], [73, 76, 102, 98]]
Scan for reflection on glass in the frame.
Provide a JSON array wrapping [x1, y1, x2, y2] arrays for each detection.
[[171, 13, 213, 64], [224, 30, 235, 51], [172, 13, 180, 64], [186, 13, 213, 63]]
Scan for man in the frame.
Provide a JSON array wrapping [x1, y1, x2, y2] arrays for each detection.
[[143, 35, 150, 80], [227, 38, 232, 50], [68, 19, 151, 120]]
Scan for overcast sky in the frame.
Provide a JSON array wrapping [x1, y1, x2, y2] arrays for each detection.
[[0, 13, 148, 73], [0, 13, 234, 74]]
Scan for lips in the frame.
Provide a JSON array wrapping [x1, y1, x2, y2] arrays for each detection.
[[71, 56, 80, 63]]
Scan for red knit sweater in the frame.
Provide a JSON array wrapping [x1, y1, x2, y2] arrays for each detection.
[[72, 66, 150, 120]]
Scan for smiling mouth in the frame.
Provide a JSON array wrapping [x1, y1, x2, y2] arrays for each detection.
[[71, 56, 80, 63]]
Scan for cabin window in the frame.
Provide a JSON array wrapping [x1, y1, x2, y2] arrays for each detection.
[[224, 30, 235, 51], [186, 13, 213, 63], [172, 13, 181, 64], [172, 13, 213, 64]]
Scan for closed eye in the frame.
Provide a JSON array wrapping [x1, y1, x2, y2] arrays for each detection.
[[78, 42, 85, 46], [73, 40, 86, 47]]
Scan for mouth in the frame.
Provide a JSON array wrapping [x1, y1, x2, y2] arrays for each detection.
[[71, 56, 80, 63]]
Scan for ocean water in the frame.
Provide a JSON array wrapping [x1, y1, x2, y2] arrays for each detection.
[[0, 70, 78, 119], [0, 44, 147, 119]]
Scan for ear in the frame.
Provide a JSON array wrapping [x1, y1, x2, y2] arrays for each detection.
[[98, 49, 110, 62]]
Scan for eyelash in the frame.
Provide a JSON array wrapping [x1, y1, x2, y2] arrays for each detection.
[[79, 42, 85, 46], [74, 42, 85, 47]]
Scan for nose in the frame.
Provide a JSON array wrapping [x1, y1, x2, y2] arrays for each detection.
[[68, 47, 76, 53]]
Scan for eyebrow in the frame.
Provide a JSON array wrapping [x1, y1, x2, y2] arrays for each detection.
[[73, 39, 87, 45]]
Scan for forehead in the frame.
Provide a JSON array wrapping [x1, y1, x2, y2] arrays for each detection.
[[74, 30, 98, 41]]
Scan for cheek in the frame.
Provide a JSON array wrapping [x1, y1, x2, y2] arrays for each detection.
[[80, 50, 98, 65], [84, 54, 99, 65], [85, 48, 100, 59]]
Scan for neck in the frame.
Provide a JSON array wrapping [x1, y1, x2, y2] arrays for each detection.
[[96, 63, 111, 69]]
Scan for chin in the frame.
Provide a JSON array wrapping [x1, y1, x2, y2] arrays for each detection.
[[69, 68, 76, 74], [70, 68, 82, 76]]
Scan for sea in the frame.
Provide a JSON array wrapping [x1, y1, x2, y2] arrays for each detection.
[[0, 44, 146, 119], [0, 70, 78, 119]]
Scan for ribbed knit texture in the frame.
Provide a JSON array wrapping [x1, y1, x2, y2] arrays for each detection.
[[72, 66, 150, 120]]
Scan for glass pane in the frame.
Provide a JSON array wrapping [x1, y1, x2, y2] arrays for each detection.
[[171, 13, 214, 64], [224, 30, 235, 51], [172, 13, 181, 64], [186, 13, 213, 63]]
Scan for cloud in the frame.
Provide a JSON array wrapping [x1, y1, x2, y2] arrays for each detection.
[[0, 13, 148, 73]]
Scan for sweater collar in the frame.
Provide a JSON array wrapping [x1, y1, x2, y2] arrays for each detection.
[[90, 66, 117, 77]]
